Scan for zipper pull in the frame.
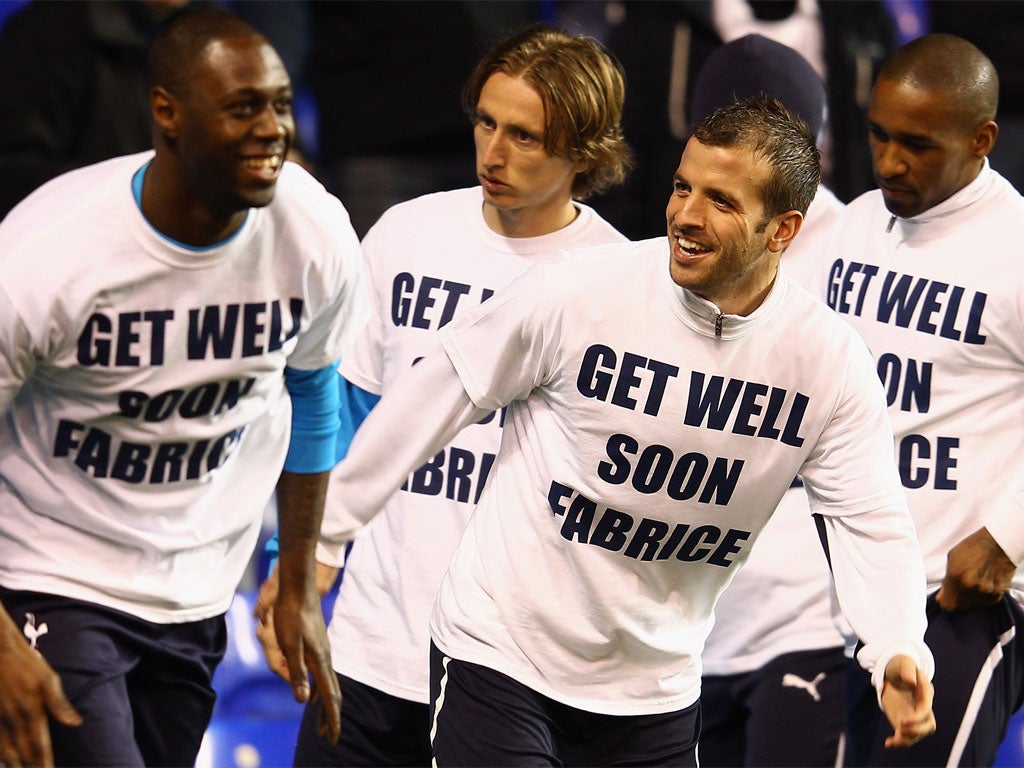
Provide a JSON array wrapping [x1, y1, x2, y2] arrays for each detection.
[[715, 312, 724, 339], [886, 214, 896, 233]]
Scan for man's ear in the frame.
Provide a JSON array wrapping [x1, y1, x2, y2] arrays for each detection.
[[151, 86, 180, 139], [971, 120, 998, 159], [767, 210, 803, 254]]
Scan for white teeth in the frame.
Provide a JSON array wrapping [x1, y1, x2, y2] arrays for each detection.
[[677, 236, 710, 253], [245, 156, 281, 170]]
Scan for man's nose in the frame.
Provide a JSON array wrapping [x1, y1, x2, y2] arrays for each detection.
[[874, 142, 907, 179], [480, 133, 506, 167]]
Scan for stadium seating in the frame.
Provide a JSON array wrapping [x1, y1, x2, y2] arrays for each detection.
[[994, 707, 1024, 767]]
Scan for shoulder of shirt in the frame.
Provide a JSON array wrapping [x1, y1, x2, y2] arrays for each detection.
[[534, 238, 660, 291], [372, 187, 478, 223], [3, 151, 151, 218], [0, 152, 152, 256], [780, 272, 868, 345], [364, 189, 627, 243], [569, 201, 629, 243], [363, 188, 491, 264], [988, 169, 1024, 210], [844, 187, 883, 214], [825, 187, 886, 232], [361, 187, 478, 243], [808, 184, 845, 217], [793, 185, 845, 247], [242, 163, 363, 269], [551, 236, 654, 265], [271, 161, 355, 224]]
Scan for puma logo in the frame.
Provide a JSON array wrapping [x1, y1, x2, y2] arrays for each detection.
[[782, 672, 825, 702], [22, 612, 49, 650]]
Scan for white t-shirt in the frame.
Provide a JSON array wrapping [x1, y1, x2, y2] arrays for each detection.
[[822, 161, 1024, 599], [321, 237, 931, 716], [0, 152, 365, 623], [702, 185, 847, 675], [329, 187, 626, 702]]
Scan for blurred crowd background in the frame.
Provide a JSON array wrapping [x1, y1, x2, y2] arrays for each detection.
[[0, 0, 1021, 243]]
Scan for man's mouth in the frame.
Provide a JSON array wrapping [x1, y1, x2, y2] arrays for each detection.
[[243, 154, 283, 182], [675, 235, 713, 257], [480, 173, 509, 192], [878, 181, 914, 198]]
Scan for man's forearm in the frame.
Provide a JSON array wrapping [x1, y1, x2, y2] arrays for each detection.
[[276, 469, 331, 595], [317, 350, 490, 564]]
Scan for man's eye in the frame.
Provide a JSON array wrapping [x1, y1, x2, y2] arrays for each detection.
[[229, 102, 256, 117]]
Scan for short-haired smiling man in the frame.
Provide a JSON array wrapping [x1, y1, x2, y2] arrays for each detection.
[[0, 9, 363, 765], [309, 96, 936, 766]]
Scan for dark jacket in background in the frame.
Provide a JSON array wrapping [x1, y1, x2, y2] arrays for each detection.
[[592, 0, 897, 240], [0, 1, 165, 219]]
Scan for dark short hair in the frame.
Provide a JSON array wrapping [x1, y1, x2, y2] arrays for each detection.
[[145, 8, 265, 97], [462, 23, 632, 199], [878, 33, 998, 129], [692, 96, 820, 218]]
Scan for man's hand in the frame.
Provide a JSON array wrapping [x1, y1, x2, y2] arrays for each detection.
[[274, 470, 342, 741], [255, 562, 339, 683], [936, 527, 1016, 611], [880, 654, 936, 749], [0, 608, 81, 767], [273, 584, 341, 740], [255, 567, 288, 681]]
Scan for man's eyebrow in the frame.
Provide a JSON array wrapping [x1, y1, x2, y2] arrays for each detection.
[[473, 109, 543, 140], [893, 129, 936, 144], [226, 83, 294, 96], [870, 120, 934, 145], [706, 185, 741, 208], [507, 120, 542, 138]]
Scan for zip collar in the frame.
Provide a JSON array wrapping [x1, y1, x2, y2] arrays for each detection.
[[883, 159, 994, 235], [664, 266, 788, 341]]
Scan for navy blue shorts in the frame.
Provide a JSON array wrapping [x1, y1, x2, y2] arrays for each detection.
[[1, 588, 226, 767], [428, 641, 700, 766], [700, 645, 847, 767], [846, 592, 1024, 767], [293, 671, 432, 767]]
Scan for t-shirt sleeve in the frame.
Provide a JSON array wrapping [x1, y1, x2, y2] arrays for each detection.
[[335, 371, 380, 462], [800, 337, 906, 516], [317, 345, 491, 563], [285, 196, 369, 372], [0, 282, 40, 412], [437, 260, 562, 411], [981, 265, 1024, 564], [337, 223, 386, 394], [801, 334, 931, 687]]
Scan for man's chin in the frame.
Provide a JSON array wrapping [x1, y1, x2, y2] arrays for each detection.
[[240, 185, 278, 209], [880, 189, 921, 219], [668, 259, 699, 291], [482, 188, 515, 206]]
